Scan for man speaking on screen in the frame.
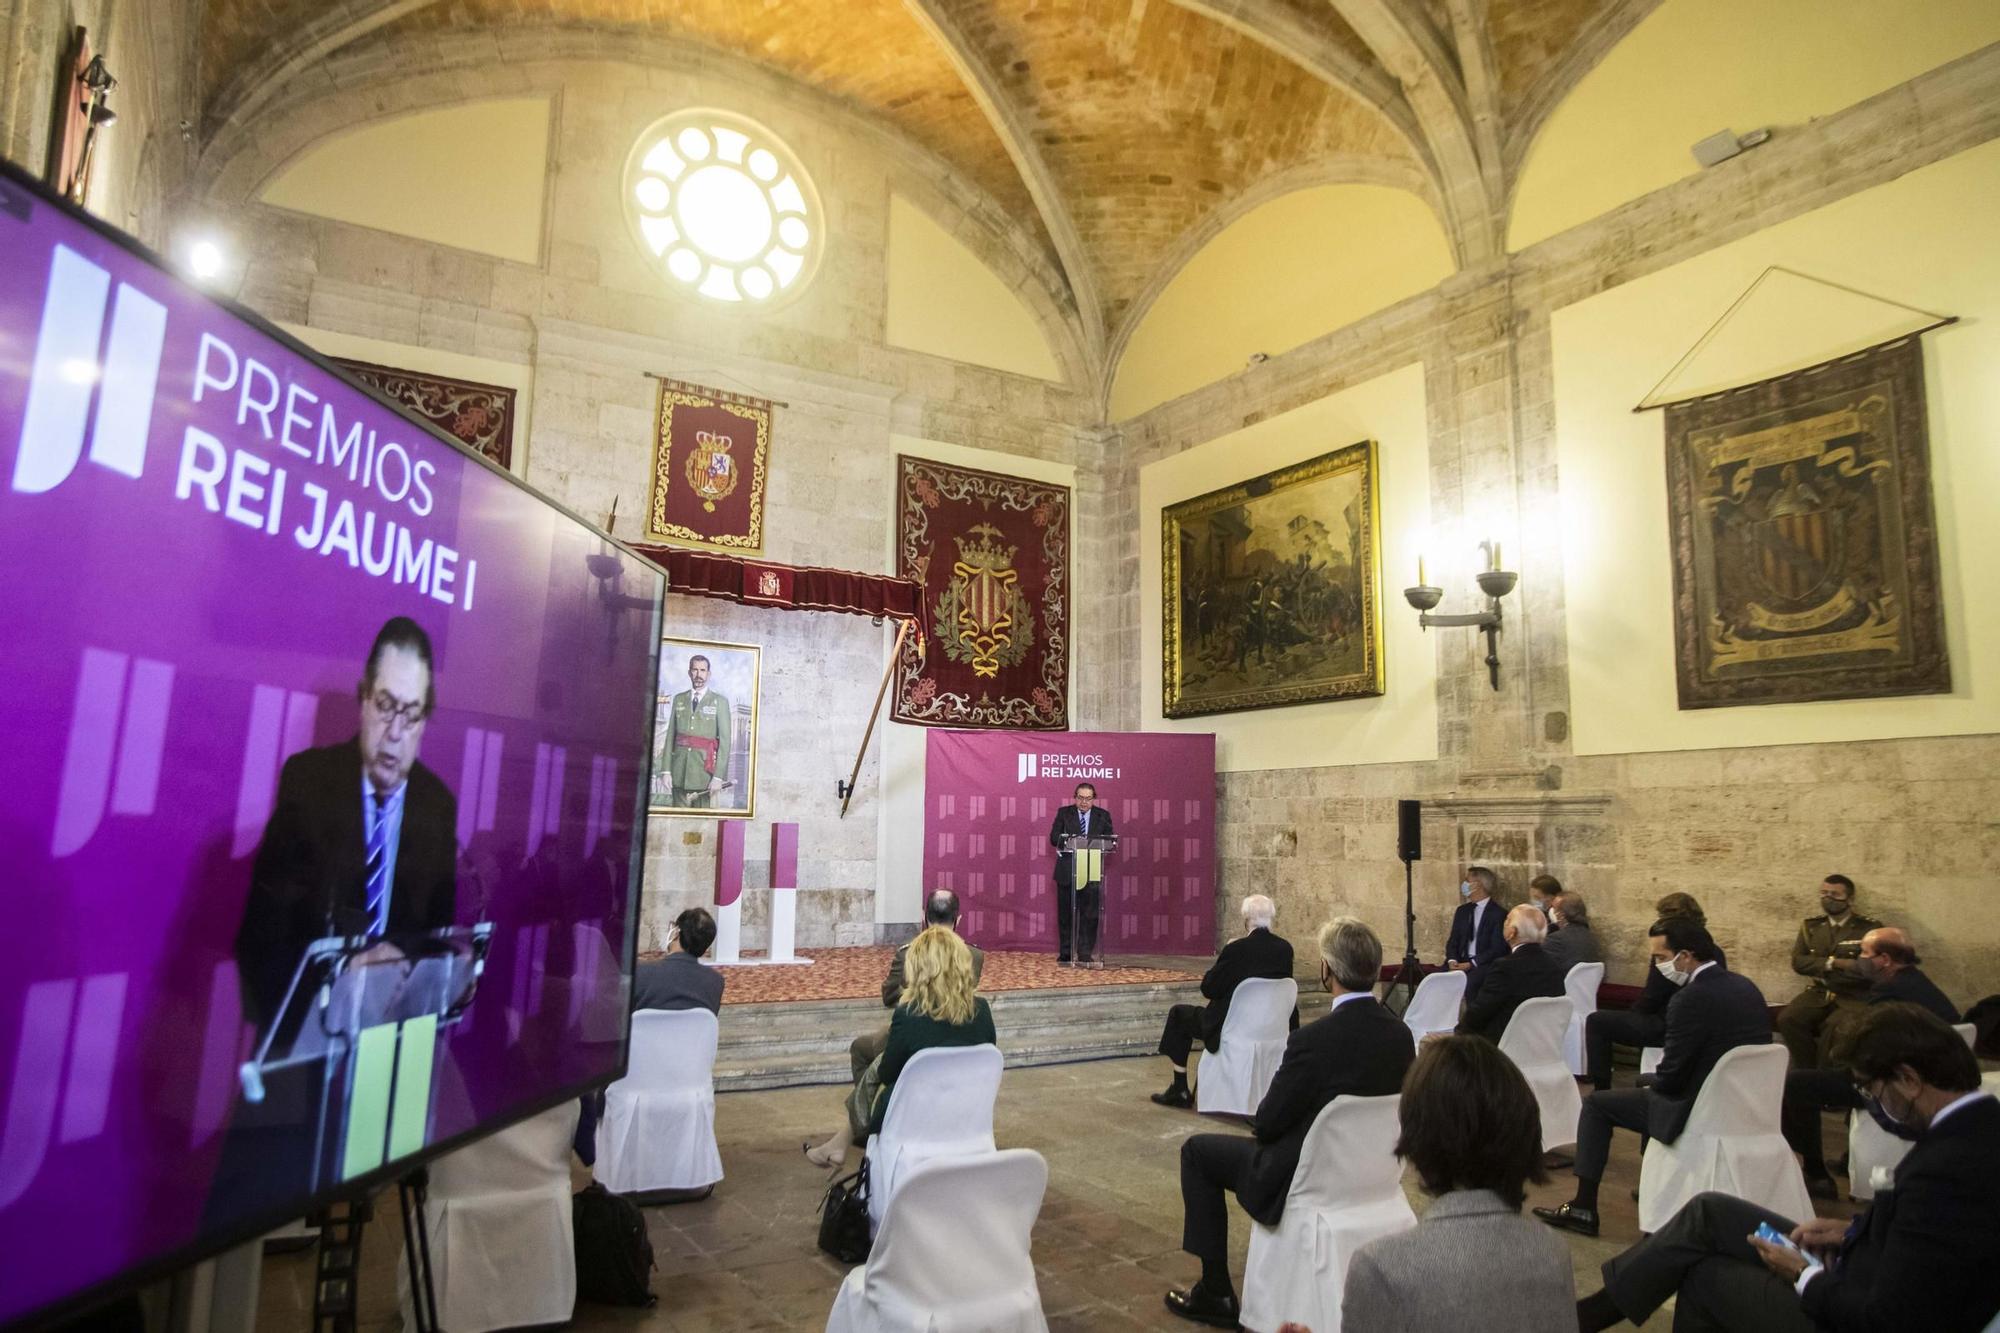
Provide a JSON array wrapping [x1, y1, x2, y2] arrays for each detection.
[[1049, 782, 1114, 967]]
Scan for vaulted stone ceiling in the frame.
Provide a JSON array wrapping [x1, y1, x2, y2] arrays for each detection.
[[195, 0, 1653, 376]]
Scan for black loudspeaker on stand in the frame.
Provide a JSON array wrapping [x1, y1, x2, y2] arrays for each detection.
[[1395, 799, 1424, 1008]]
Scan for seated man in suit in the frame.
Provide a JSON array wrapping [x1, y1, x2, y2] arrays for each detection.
[[632, 907, 725, 1014], [1152, 894, 1295, 1108], [1528, 874, 1564, 926], [1536, 919, 1769, 1237], [804, 889, 983, 1167], [1454, 904, 1567, 1045], [1783, 925, 1961, 1199], [1443, 865, 1509, 1001], [1574, 1003, 2000, 1332], [1163, 917, 1415, 1327], [1581, 891, 1715, 1092], [1543, 890, 1604, 972]]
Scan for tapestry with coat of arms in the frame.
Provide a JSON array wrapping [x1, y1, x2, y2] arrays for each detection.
[[644, 378, 772, 554], [893, 457, 1069, 729], [1665, 335, 1949, 708]]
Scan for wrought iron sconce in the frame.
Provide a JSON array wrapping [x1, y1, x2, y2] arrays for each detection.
[[585, 497, 652, 658], [1403, 540, 1518, 690]]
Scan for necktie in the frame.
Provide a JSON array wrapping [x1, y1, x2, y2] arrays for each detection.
[[364, 790, 390, 937]]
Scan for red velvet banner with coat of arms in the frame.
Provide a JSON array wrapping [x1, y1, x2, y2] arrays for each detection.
[[645, 378, 771, 553], [893, 456, 1069, 729]]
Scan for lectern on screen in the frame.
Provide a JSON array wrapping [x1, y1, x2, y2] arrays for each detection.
[[0, 159, 663, 1329]]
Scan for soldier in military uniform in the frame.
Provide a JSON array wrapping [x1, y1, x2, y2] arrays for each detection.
[[660, 654, 733, 808], [1774, 873, 1883, 1071]]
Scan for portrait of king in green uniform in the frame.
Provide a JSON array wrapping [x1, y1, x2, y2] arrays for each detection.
[[648, 640, 756, 816]]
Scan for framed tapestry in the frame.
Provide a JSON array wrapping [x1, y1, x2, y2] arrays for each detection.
[[645, 378, 771, 554], [1665, 336, 1949, 708], [333, 359, 517, 470], [1162, 440, 1384, 718], [649, 636, 760, 817], [892, 456, 1069, 730]]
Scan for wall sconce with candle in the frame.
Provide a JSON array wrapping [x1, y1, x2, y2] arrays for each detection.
[[1403, 540, 1517, 690]]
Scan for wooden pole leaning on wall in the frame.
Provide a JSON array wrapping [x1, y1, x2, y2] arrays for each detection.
[[839, 617, 911, 818]]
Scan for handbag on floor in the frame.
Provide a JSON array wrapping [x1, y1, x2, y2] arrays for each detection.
[[573, 1182, 656, 1306], [817, 1157, 872, 1264]]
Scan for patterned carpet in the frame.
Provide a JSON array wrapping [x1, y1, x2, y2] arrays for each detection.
[[634, 946, 1203, 1005]]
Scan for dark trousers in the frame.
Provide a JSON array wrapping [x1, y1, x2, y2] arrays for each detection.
[[1160, 1004, 1208, 1067], [1179, 1132, 1257, 1269], [1776, 989, 1865, 1072], [1056, 881, 1101, 960], [1577, 1087, 1654, 1184], [1602, 1191, 1816, 1332], [1781, 1067, 1863, 1170], [1586, 1008, 1668, 1091]]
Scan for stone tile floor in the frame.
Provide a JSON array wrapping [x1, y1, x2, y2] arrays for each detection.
[[255, 1056, 1861, 1332]]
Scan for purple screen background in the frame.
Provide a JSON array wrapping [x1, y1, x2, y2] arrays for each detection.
[[0, 181, 662, 1325]]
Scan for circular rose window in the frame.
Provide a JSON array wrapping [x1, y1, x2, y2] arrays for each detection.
[[623, 111, 823, 307]]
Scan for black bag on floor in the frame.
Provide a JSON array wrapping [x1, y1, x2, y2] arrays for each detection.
[[573, 1182, 656, 1307], [817, 1158, 872, 1264]]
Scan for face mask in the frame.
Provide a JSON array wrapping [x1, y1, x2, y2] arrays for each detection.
[[1460, 881, 1473, 900], [1864, 1085, 1925, 1142], [1656, 957, 1690, 986], [1853, 955, 1882, 983], [1822, 897, 1849, 916]]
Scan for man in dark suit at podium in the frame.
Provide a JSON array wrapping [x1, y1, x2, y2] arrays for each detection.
[[1443, 865, 1508, 1001], [1152, 894, 1295, 1108], [208, 617, 459, 1229], [1049, 781, 1114, 968]]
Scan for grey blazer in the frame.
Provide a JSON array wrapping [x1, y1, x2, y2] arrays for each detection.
[[1543, 921, 1603, 971], [1341, 1190, 1577, 1333]]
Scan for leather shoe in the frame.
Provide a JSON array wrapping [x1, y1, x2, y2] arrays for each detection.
[[1533, 1202, 1600, 1237], [1151, 1086, 1193, 1109], [1163, 1282, 1240, 1328], [1803, 1170, 1840, 1202]]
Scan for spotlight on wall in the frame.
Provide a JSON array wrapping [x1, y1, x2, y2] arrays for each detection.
[[1403, 539, 1518, 690], [1691, 126, 1771, 169], [186, 238, 226, 282]]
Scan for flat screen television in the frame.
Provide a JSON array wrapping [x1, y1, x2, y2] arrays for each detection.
[[0, 158, 664, 1328]]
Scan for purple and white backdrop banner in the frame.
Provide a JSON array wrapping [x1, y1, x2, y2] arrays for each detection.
[[923, 730, 1217, 954]]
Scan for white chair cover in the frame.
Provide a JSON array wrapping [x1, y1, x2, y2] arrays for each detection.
[[1196, 977, 1299, 1116], [1498, 996, 1582, 1151], [1848, 1022, 1977, 1200], [1401, 970, 1467, 1043], [826, 1149, 1049, 1333], [1239, 1095, 1413, 1333], [1562, 963, 1606, 1076], [595, 1007, 724, 1193], [399, 1101, 580, 1333], [865, 1043, 1004, 1232], [1638, 1043, 1812, 1233]]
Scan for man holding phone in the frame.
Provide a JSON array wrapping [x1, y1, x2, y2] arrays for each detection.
[[1572, 1004, 2000, 1331], [1774, 874, 1880, 1074]]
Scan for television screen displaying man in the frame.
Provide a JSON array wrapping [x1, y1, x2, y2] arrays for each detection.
[[1049, 782, 1114, 968], [662, 653, 734, 808]]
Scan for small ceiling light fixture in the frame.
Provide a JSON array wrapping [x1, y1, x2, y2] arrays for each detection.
[[187, 238, 226, 281], [1690, 126, 1771, 169]]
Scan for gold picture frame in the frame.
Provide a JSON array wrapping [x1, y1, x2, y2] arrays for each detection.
[[649, 635, 760, 817], [1162, 440, 1385, 717]]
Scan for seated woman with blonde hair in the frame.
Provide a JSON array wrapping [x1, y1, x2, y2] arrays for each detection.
[[808, 925, 997, 1169]]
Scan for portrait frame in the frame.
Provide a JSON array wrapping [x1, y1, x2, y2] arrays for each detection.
[[1162, 440, 1385, 718], [648, 635, 761, 817]]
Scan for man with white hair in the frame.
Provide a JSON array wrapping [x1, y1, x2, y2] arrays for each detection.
[[1453, 903, 1567, 1045], [1151, 894, 1296, 1108]]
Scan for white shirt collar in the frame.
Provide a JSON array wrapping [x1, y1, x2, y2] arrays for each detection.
[[1689, 960, 1718, 981], [1930, 1090, 1994, 1131], [1329, 990, 1369, 1010]]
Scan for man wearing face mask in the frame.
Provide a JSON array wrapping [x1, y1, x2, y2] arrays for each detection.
[[1453, 904, 1568, 1045], [1443, 865, 1508, 1000], [1572, 1003, 2000, 1332], [1776, 874, 1882, 1075], [1781, 926, 1960, 1199], [1536, 919, 1770, 1237]]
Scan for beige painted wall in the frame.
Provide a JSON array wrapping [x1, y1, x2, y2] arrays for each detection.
[[260, 98, 553, 266], [1554, 138, 2000, 757], [885, 195, 1060, 382], [1111, 185, 1453, 421], [1509, 0, 2000, 251], [1138, 361, 1438, 772], [878, 435, 1078, 924]]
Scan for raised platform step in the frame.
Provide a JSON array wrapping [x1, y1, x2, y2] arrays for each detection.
[[714, 979, 1334, 1092]]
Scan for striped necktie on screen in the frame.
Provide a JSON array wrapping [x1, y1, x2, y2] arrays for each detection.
[[364, 790, 390, 937]]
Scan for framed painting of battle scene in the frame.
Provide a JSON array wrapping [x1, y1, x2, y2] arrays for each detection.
[[1664, 336, 1949, 708], [649, 636, 761, 817], [1162, 440, 1385, 718]]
